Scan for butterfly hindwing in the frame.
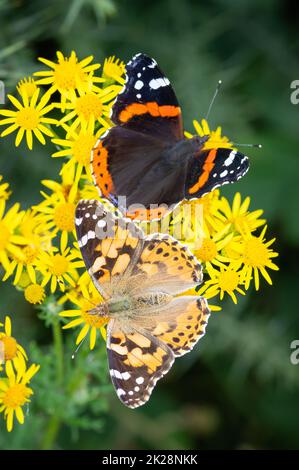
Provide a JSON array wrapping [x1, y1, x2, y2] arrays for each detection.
[[107, 320, 175, 408], [149, 296, 210, 357]]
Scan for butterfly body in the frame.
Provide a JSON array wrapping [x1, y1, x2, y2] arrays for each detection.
[[76, 199, 210, 408], [91, 53, 250, 221]]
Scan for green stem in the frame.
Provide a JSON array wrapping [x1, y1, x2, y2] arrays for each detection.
[[41, 319, 64, 450], [53, 319, 64, 386]]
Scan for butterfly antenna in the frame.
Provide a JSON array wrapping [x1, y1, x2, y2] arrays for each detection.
[[205, 80, 222, 121], [232, 143, 262, 148], [71, 335, 88, 360]]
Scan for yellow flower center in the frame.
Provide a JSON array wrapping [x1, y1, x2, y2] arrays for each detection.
[[22, 245, 38, 264], [54, 202, 75, 232], [16, 107, 39, 130], [76, 93, 103, 121], [218, 270, 239, 292], [72, 134, 96, 165], [0, 222, 10, 250], [243, 237, 270, 267], [50, 254, 69, 276], [24, 284, 45, 304], [17, 78, 38, 98], [54, 60, 85, 91], [196, 238, 217, 262], [0, 335, 18, 360], [2, 383, 32, 409]]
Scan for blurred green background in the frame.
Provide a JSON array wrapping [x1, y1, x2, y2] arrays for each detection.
[[0, 0, 299, 450]]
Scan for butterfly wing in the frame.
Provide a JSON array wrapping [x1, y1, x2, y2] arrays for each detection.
[[111, 53, 183, 141], [107, 320, 175, 409], [130, 233, 203, 295], [143, 296, 210, 358], [75, 199, 144, 299], [185, 148, 250, 199], [91, 126, 184, 215]]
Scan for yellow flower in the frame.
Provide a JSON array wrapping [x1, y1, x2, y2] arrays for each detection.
[[192, 224, 235, 271], [16, 77, 38, 99], [198, 264, 245, 304], [0, 316, 28, 373], [58, 85, 120, 136], [24, 284, 45, 305], [102, 56, 126, 85], [0, 362, 40, 432], [34, 174, 79, 248], [217, 192, 266, 235], [36, 242, 84, 293], [0, 175, 11, 202], [2, 209, 53, 285], [34, 50, 101, 109], [52, 120, 99, 179], [0, 202, 27, 272], [60, 288, 108, 350], [0, 88, 57, 149], [185, 118, 234, 150], [235, 226, 279, 290]]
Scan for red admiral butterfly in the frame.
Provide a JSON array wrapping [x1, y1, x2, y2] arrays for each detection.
[[91, 53, 249, 221]]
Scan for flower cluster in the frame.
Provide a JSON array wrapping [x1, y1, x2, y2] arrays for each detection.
[[0, 51, 278, 431], [0, 316, 39, 431]]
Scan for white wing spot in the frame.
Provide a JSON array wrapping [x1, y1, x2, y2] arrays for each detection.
[[220, 170, 228, 178], [149, 78, 170, 89], [75, 217, 83, 225], [134, 80, 144, 90], [97, 220, 106, 228], [122, 372, 131, 381], [224, 150, 236, 167], [136, 93, 141, 99], [136, 377, 144, 385]]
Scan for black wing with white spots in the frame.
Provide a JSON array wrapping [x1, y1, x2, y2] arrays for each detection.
[[111, 52, 183, 141]]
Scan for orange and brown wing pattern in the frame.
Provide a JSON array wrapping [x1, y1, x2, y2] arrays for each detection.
[[107, 320, 175, 408], [149, 296, 210, 357], [132, 233, 203, 295], [75, 199, 144, 297]]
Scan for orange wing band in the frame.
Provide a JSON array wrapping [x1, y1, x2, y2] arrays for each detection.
[[119, 102, 181, 123], [91, 140, 114, 197], [188, 148, 217, 195]]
